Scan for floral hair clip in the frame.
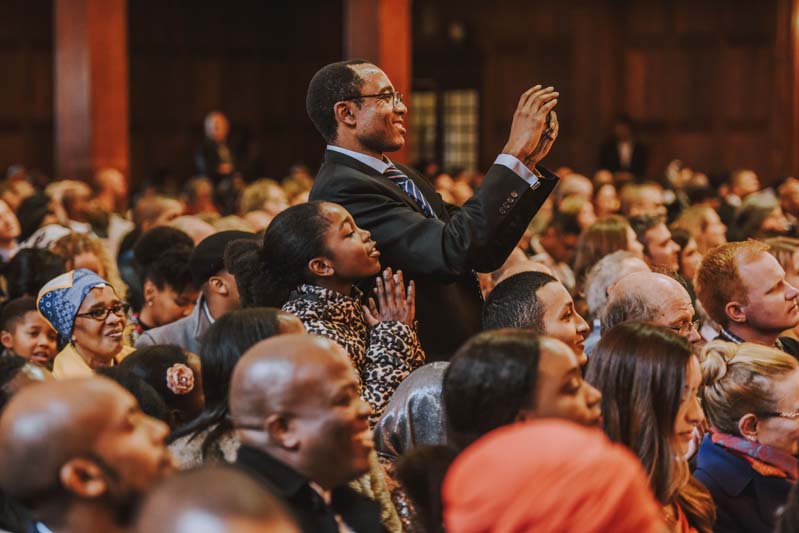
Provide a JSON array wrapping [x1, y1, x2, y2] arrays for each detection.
[[166, 363, 195, 395]]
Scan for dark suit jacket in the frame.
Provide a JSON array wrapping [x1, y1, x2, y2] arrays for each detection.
[[310, 149, 558, 360], [694, 435, 791, 533], [598, 139, 648, 177], [234, 445, 385, 533], [195, 138, 235, 184]]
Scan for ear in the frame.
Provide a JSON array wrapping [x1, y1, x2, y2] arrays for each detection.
[[264, 413, 300, 450], [725, 300, 747, 324], [60, 457, 108, 498], [0, 331, 14, 349], [308, 257, 335, 279], [334, 101, 358, 129], [143, 279, 156, 300], [208, 275, 230, 297], [738, 413, 760, 442]]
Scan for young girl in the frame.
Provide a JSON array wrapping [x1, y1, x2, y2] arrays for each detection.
[[228, 201, 425, 422]]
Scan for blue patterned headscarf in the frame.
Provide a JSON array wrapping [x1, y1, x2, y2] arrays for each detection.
[[37, 269, 111, 339]]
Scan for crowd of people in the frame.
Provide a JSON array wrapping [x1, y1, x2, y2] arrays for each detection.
[[1, 58, 799, 532]]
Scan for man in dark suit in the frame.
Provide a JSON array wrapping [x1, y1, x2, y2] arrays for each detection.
[[598, 115, 648, 178], [306, 60, 560, 360], [231, 334, 384, 533]]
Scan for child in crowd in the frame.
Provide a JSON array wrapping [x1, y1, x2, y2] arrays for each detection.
[[0, 297, 57, 366], [228, 201, 425, 422]]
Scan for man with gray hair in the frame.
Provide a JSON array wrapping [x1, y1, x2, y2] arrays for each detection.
[[600, 271, 702, 349], [582, 251, 650, 354]]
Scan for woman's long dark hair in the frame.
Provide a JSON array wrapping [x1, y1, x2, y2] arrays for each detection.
[[168, 308, 288, 455], [585, 321, 714, 532], [225, 202, 332, 309]]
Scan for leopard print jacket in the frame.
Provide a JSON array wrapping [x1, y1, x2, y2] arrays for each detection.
[[283, 284, 426, 424]]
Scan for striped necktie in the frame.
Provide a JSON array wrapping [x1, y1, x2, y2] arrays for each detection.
[[384, 164, 437, 219]]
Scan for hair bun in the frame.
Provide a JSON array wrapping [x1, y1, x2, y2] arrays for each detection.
[[700, 340, 736, 385]]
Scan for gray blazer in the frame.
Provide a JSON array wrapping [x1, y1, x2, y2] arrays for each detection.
[[135, 296, 212, 354]]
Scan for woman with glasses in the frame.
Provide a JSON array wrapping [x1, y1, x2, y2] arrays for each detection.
[[37, 268, 133, 379], [696, 340, 799, 533]]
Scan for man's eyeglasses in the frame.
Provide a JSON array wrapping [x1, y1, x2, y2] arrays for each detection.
[[757, 411, 799, 419], [75, 303, 130, 322], [668, 320, 700, 337], [342, 91, 404, 108]]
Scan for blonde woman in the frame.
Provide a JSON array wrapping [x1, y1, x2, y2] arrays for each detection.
[[50, 232, 128, 302], [696, 340, 799, 533]]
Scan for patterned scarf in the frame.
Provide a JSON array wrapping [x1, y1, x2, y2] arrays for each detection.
[[711, 430, 799, 481]]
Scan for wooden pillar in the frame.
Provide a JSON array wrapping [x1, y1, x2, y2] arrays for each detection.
[[54, 0, 129, 181], [775, 0, 799, 177], [344, 0, 412, 163]]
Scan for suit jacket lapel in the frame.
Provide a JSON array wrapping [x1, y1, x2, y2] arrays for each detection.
[[324, 149, 445, 219]]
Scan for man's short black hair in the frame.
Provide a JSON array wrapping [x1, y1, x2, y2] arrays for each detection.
[[482, 271, 558, 331], [306, 59, 372, 143], [548, 211, 582, 237], [628, 214, 662, 255]]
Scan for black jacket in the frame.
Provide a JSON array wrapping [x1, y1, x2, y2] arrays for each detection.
[[234, 445, 385, 533], [310, 149, 558, 360]]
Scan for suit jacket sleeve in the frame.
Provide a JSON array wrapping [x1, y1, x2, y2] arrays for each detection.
[[313, 159, 557, 280]]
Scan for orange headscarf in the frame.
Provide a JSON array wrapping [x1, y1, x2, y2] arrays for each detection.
[[443, 420, 663, 533]]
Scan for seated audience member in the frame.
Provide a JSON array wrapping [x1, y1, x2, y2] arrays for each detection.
[[92, 167, 133, 255], [97, 366, 170, 423], [630, 213, 681, 273], [696, 341, 799, 533], [695, 240, 799, 357], [240, 178, 290, 218], [16, 192, 71, 250], [732, 192, 791, 241], [134, 466, 299, 533], [374, 362, 452, 464], [671, 228, 703, 284], [766, 236, 799, 288], [228, 202, 424, 421], [0, 378, 173, 533], [442, 421, 663, 533], [572, 214, 644, 287], [671, 205, 727, 255], [127, 229, 197, 344], [51, 231, 128, 300], [487, 247, 554, 294], [718, 169, 761, 230], [230, 334, 383, 533], [136, 230, 257, 353], [393, 330, 602, 532], [779, 177, 799, 227], [37, 269, 134, 379], [559, 194, 596, 230], [2, 248, 66, 301], [444, 330, 601, 451], [553, 173, 593, 207], [0, 199, 20, 262], [620, 182, 667, 218], [600, 271, 702, 349], [169, 308, 304, 469], [117, 345, 204, 429], [169, 215, 216, 244], [0, 354, 51, 412], [182, 176, 220, 217], [528, 211, 581, 293], [582, 251, 651, 353], [586, 321, 715, 532], [0, 177, 34, 213], [593, 182, 620, 218], [0, 297, 57, 365], [482, 271, 590, 363]]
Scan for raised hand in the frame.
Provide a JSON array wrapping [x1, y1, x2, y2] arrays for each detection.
[[501, 85, 559, 167], [363, 267, 416, 327]]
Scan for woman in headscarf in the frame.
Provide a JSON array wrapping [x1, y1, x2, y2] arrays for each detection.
[[443, 420, 664, 532], [37, 268, 134, 379]]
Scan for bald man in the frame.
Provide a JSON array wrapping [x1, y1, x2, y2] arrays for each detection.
[[135, 466, 299, 533], [230, 334, 384, 533], [0, 378, 173, 533], [600, 271, 701, 348]]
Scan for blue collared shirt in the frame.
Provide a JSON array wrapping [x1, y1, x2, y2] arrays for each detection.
[[326, 145, 542, 189]]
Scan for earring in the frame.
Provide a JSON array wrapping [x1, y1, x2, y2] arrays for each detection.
[[147, 300, 154, 307]]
